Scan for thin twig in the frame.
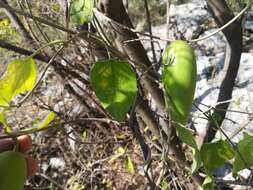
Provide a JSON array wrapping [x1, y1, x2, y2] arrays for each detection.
[[215, 178, 253, 187], [0, 117, 120, 139], [129, 93, 156, 189], [229, 115, 253, 140], [197, 101, 253, 116], [189, 1, 253, 42], [37, 173, 67, 190], [1, 1, 252, 45], [15, 46, 64, 107], [166, 0, 172, 38], [143, 0, 157, 63]]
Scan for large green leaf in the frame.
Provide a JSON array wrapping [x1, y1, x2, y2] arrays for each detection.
[[200, 140, 234, 175], [233, 133, 253, 174], [90, 60, 137, 121], [175, 124, 201, 173], [162, 40, 196, 125], [0, 58, 36, 106], [69, 0, 94, 24]]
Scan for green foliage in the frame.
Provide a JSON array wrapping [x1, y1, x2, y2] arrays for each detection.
[[233, 133, 253, 174], [160, 179, 169, 190], [202, 176, 214, 190], [0, 151, 27, 190], [200, 140, 234, 175], [0, 18, 20, 43], [69, 0, 94, 25], [227, 0, 251, 12], [0, 111, 11, 132], [90, 60, 137, 121], [0, 57, 36, 106], [175, 124, 201, 173], [37, 112, 56, 129], [109, 146, 125, 163], [0, 112, 8, 128], [128, 0, 166, 28], [67, 176, 85, 190], [125, 155, 135, 174], [162, 40, 197, 125]]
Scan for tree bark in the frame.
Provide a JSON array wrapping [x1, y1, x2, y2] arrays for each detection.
[[204, 0, 243, 142]]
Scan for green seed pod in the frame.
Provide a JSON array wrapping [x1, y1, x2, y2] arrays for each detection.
[[0, 151, 27, 190], [162, 40, 197, 125]]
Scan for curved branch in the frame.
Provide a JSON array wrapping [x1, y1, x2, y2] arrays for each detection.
[[204, 0, 243, 142]]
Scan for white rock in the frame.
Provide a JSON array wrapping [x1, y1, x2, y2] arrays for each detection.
[[49, 157, 66, 171]]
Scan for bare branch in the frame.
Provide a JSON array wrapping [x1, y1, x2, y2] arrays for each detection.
[[204, 0, 243, 142]]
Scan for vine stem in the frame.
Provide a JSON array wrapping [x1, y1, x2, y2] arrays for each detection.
[[189, 1, 253, 43], [0, 1, 252, 44], [0, 118, 120, 139], [28, 40, 64, 58]]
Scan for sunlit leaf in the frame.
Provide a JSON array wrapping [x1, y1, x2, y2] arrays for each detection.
[[0, 19, 20, 42], [82, 130, 87, 141], [0, 111, 11, 132], [116, 133, 127, 140], [151, 135, 158, 141], [37, 112, 56, 129], [109, 146, 125, 163], [67, 176, 85, 190], [117, 146, 125, 154], [69, 0, 94, 24], [202, 175, 214, 190], [125, 155, 135, 174], [200, 140, 234, 175], [90, 60, 137, 121], [160, 179, 169, 189], [233, 133, 253, 174], [0, 57, 36, 106]]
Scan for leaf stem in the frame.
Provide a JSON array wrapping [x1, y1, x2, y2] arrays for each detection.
[[189, 1, 253, 43], [28, 40, 65, 58]]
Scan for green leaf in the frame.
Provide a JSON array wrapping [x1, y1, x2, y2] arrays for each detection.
[[90, 60, 137, 121], [69, 0, 94, 24], [0, 111, 11, 132], [0, 19, 20, 43], [175, 124, 197, 149], [200, 140, 234, 175], [233, 133, 253, 174], [202, 175, 214, 190], [125, 155, 135, 174], [160, 179, 169, 190], [191, 148, 202, 174], [0, 112, 7, 127], [37, 112, 56, 129], [67, 176, 85, 190], [175, 124, 201, 173], [162, 40, 197, 125], [0, 58, 36, 106], [109, 146, 125, 163]]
